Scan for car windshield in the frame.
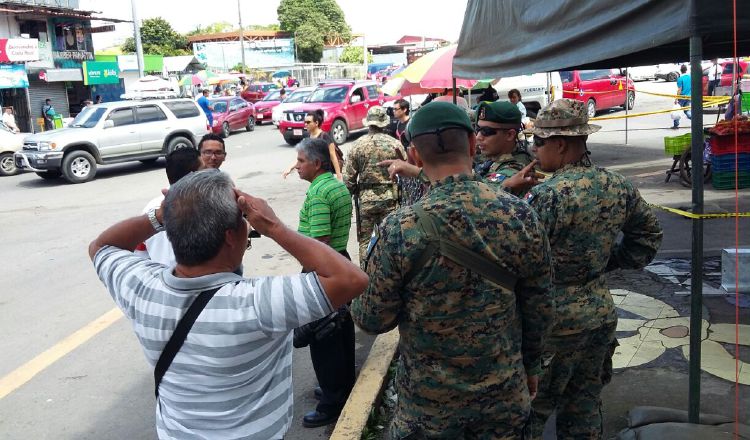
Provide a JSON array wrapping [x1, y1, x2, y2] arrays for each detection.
[[286, 90, 312, 103], [69, 106, 107, 128], [308, 86, 348, 103], [263, 90, 281, 101], [210, 101, 227, 113], [559, 71, 573, 83]]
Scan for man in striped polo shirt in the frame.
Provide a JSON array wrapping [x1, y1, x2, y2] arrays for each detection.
[[294, 137, 356, 427], [88, 169, 367, 440]]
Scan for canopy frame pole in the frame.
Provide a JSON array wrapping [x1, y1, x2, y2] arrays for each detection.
[[452, 77, 457, 105], [687, 5, 704, 423]]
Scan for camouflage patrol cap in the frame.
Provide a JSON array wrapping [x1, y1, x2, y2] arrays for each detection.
[[407, 101, 473, 139], [477, 101, 522, 127], [532, 98, 601, 138], [363, 105, 390, 128]]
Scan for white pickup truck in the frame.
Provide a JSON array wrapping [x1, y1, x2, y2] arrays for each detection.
[[489, 72, 563, 118]]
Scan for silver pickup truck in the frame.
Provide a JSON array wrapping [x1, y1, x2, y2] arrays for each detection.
[[15, 99, 209, 183]]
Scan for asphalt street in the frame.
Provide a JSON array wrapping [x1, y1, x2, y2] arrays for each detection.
[[0, 80, 747, 439]]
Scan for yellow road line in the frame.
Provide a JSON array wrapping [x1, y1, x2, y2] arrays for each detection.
[[0, 307, 123, 400]]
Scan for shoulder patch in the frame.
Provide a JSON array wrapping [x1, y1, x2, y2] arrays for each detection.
[[524, 192, 535, 203], [487, 173, 507, 183]]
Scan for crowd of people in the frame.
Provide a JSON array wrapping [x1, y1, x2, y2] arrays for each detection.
[[90, 91, 664, 439]]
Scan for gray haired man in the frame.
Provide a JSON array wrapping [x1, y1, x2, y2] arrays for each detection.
[[89, 169, 367, 439]]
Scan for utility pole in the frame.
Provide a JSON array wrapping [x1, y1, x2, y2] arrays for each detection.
[[131, 0, 145, 78], [237, 0, 246, 73], [362, 35, 367, 80]]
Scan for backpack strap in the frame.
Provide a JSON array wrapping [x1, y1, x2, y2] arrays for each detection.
[[153, 286, 222, 398], [404, 204, 518, 292]]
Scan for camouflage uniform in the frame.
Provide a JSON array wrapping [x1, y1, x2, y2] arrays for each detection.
[[526, 99, 663, 440], [352, 172, 554, 439], [344, 107, 407, 262], [474, 150, 532, 188]]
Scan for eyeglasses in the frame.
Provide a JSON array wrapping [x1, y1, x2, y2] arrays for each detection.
[[474, 126, 513, 137], [201, 150, 226, 157], [393, 106, 402, 111]]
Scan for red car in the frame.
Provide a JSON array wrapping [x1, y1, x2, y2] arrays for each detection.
[[278, 80, 394, 145], [241, 82, 278, 103], [253, 89, 282, 125], [210, 97, 256, 138], [561, 69, 636, 117]]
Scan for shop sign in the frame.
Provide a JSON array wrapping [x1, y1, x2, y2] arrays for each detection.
[[83, 61, 119, 85], [38, 68, 83, 82], [0, 38, 39, 63], [52, 50, 94, 61], [0, 64, 29, 88]]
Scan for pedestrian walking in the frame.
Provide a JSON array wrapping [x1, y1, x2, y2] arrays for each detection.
[[343, 106, 405, 263], [282, 110, 343, 180], [42, 98, 55, 131], [673, 65, 691, 129], [707, 58, 721, 97], [526, 98, 663, 439], [352, 101, 555, 439], [197, 89, 213, 128]]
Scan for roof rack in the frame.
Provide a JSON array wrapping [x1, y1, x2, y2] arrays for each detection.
[[317, 79, 357, 86]]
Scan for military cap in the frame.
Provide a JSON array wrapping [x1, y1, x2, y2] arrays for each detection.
[[407, 101, 473, 139], [532, 98, 601, 138], [477, 101, 522, 127], [363, 105, 390, 128]]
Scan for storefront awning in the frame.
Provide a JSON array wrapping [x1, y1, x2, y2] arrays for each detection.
[[37, 68, 82, 82], [0, 2, 130, 23]]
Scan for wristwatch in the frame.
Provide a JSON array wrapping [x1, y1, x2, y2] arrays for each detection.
[[147, 207, 165, 232]]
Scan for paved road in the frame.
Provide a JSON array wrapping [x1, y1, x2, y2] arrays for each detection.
[[0, 122, 373, 439], [1, 81, 746, 439]]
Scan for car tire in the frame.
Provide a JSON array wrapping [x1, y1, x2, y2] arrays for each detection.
[[166, 136, 193, 154], [330, 119, 348, 145], [0, 152, 18, 176], [35, 170, 61, 179], [624, 91, 635, 110], [246, 117, 255, 132], [586, 99, 597, 118], [667, 72, 679, 82], [221, 122, 231, 138], [61, 150, 96, 184], [283, 133, 301, 146]]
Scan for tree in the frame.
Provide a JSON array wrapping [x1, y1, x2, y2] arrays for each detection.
[[121, 17, 190, 56], [277, 0, 352, 62], [339, 46, 372, 64], [186, 21, 234, 36]]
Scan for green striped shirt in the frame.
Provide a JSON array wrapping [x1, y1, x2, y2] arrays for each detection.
[[298, 172, 352, 252]]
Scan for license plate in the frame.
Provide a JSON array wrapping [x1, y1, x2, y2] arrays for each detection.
[[257, 114, 263, 118], [293, 129, 303, 136]]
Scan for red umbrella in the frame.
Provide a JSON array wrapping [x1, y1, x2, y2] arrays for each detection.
[[382, 45, 477, 96]]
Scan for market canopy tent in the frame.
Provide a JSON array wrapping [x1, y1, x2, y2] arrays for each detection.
[[453, 0, 750, 78], [454, 0, 749, 427]]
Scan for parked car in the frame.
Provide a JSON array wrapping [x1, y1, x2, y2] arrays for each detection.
[[278, 80, 395, 146], [15, 99, 208, 184], [717, 60, 749, 87], [210, 97, 255, 138], [241, 82, 278, 103], [656, 61, 713, 82], [560, 69, 636, 117], [253, 89, 282, 125], [627, 65, 659, 81], [0, 122, 26, 176], [492, 72, 563, 118], [272, 86, 315, 126]]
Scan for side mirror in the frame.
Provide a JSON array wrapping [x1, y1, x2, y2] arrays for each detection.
[[351, 95, 362, 103], [103, 120, 115, 129]]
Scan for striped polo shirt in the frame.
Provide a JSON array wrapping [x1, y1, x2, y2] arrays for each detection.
[[94, 246, 334, 440], [298, 172, 352, 252]]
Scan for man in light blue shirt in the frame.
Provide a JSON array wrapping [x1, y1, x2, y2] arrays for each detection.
[[674, 65, 691, 129]]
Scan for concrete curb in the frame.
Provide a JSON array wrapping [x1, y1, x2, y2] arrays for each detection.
[[330, 329, 400, 439]]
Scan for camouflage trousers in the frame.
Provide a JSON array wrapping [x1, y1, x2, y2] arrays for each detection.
[[356, 199, 398, 265], [389, 358, 532, 439], [530, 322, 618, 440]]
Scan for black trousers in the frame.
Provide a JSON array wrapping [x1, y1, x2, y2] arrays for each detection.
[[309, 250, 356, 413]]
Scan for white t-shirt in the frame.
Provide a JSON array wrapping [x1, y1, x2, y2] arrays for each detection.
[[136, 195, 175, 266], [94, 246, 334, 440]]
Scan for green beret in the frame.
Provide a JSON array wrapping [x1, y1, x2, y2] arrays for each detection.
[[407, 101, 473, 139], [477, 101, 522, 127]]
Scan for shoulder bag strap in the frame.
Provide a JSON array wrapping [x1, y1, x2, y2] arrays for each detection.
[[154, 286, 222, 398]]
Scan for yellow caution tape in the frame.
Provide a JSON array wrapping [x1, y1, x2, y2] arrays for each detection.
[[649, 203, 750, 219], [590, 97, 730, 121]]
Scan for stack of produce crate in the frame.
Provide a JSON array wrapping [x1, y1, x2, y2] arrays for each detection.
[[708, 117, 750, 189]]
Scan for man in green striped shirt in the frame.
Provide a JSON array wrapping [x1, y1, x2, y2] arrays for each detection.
[[294, 137, 356, 428]]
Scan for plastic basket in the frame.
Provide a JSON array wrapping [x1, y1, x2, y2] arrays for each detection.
[[712, 174, 750, 189], [711, 153, 750, 172], [742, 93, 750, 112], [664, 134, 691, 157], [709, 133, 750, 155]]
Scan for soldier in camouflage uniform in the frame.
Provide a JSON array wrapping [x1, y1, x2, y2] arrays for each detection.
[[344, 106, 407, 263], [351, 101, 555, 439], [473, 101, 533, 196], [525, 99, 663, 440]]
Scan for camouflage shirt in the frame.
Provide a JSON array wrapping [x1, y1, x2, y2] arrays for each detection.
[[352, 174, 554, 400], [526, 161, 663, 335], [343, 132, 405, 203]]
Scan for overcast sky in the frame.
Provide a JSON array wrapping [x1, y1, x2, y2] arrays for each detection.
[[80, 0, 469, 49]]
